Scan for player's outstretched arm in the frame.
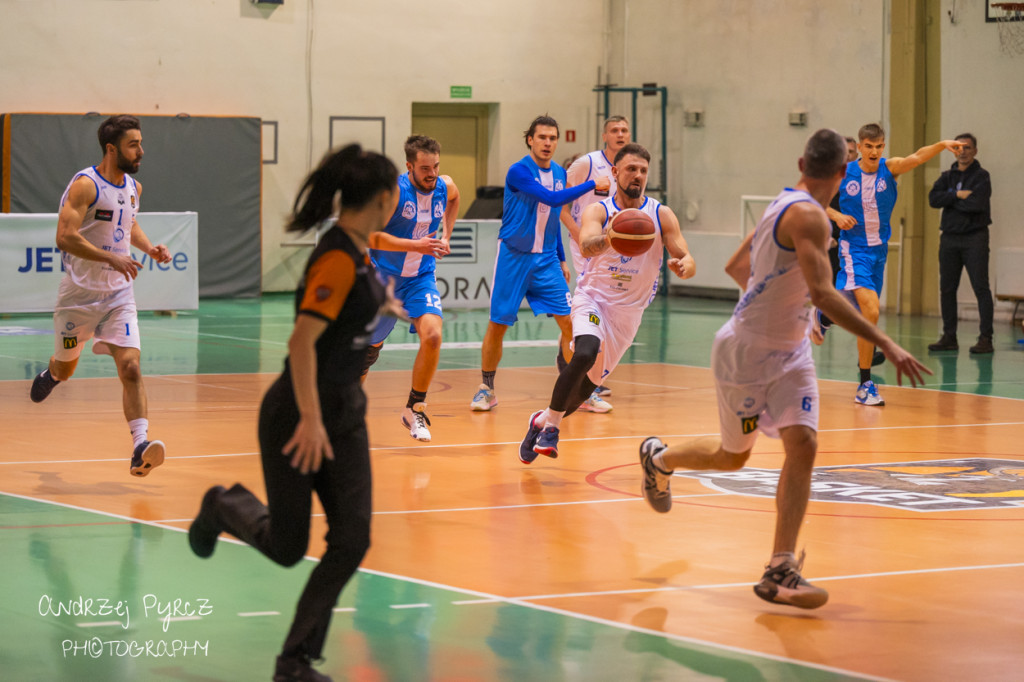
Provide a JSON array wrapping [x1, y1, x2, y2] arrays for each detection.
[[578, 203, 610, 258], [368, 231, 447, 256], [887, 139, 962, 177], [659, 205, 695, 280], [787, 204, 932, 387]]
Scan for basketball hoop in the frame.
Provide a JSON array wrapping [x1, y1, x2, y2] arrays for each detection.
[[992, 3, 1024, 56]]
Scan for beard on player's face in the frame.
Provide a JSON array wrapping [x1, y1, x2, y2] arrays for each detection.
[[622, 184, 642, 199]]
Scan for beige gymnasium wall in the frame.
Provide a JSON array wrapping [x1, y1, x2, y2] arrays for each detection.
[[0, 0, 606, 291]]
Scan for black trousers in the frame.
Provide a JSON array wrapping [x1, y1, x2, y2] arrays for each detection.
[[214, 377, 372, 661], [939, 230, 993, 338]]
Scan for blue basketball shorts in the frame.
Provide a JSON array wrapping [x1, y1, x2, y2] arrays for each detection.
[[370, 271, 443, 345], [836, 241, 888, 294], [488, 241, 571, 326]]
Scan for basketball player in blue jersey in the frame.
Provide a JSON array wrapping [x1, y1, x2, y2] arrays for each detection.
[[470, 115, 609, 411], [362, 135, 460, 442], [639, 130, 930, 609], [30, 115, 173, 477], [557, 115, 632, 411], [825, 123, 960, 406]]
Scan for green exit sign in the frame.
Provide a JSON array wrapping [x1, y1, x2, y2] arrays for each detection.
[[450, 85, 472, 99]]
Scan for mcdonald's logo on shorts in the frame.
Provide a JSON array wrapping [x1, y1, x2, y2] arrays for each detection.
[[588, 313, 600, 326], [62, 336, 78, 350], [740, 415, 759, 434]]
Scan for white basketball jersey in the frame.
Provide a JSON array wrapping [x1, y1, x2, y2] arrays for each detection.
[[731, 188, 818, 349], [576, 195, 663, 310], [58, 166, 139, 292], [566, 150, 617, 276]]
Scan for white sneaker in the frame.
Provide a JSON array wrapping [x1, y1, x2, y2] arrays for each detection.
[[401, 402, 432, 441], [854, 380, 885, 406], [470, 384, 497, 411], [578, 390, 613, 413]]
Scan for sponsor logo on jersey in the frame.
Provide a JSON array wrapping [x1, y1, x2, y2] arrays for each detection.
[[740, 415, 759, 434], [95, 209, 114, 222], [114, 228, 125, 243], [62, 336, 78, 350], [130, 195, 136, 208], [675, 458, 1024, 512], [433, 202, 443, 219], [588, 313, 600, 325], [845, 180, 860, 196], [118, 195, 125, 205], [876, 179, 887, 193], [555, 180, 564, 191], [315, 286, 332, 301], [402, 201, 417, 220]]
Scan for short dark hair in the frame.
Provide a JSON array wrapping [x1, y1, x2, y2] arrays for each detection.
[[614, 142, 651, 165], [404, 135, 441, 162], [524, 115, 559, 146], [803, 129, 848, 180], [98, 115, 141, 152], [603, 115, 629, 131], [844, 136, 856, 146], [858, 123, 885, 142], [955, 132, 977, 149]]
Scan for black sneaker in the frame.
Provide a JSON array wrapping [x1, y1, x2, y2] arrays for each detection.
[[188, 486, 225, 558], [30, 369, 60, 403], [969, 335, 994, 355], [753, 552, 828, 609], [519, 411, 544, 464], [928, 334, 959, 352], [274, 655, 332, 682], [871, 348, 886, 367], [130, 440, 165, 477], [639, 437, 673, 513]]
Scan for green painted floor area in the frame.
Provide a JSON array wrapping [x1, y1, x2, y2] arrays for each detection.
[[3, 293, 1023, 399], [0, 493, 867, 681]]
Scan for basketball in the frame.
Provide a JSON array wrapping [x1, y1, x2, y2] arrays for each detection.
[[607, 208, 655, 257]]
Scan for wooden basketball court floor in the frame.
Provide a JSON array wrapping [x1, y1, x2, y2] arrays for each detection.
[[2, 295, 1023, 681]]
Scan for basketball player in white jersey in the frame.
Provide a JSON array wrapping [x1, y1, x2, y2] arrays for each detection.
[[519, 143, 695, 463], [638, 130, 930, 609], [30, 115, 172, 477], [558, 116, 632, 410]]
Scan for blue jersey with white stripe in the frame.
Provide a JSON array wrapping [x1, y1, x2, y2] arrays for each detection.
[[370, 172, 447, 278], [838, 159, 897, 247]]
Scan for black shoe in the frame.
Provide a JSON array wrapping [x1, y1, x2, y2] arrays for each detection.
[[274, 655, 332, 682], [130, 440, 165, 477], [30, 369, 60, 403], [871, 348, 886, 367], [969, 336, 994, 355], [188, 486, 225, 558], [928, 334, 959, 352]]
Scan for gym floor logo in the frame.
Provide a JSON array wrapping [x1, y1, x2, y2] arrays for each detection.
[[675, 458, 1024, 512]]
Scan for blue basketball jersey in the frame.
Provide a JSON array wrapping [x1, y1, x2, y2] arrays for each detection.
[[838, 159, 897, 247], [370, 173, 447, 278]]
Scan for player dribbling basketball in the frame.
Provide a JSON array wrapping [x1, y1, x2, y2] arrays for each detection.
[[518, 143, 696, 463]]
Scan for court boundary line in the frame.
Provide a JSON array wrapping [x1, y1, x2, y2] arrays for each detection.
[[0, 489, 889, 681]]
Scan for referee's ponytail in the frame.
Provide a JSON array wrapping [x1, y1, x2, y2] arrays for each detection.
[[287, 144, 398, 233]]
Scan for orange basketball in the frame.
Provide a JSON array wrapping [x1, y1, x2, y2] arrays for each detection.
[[607, 208, 655, 257]]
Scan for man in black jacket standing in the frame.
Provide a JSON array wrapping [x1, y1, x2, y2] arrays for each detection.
[[927, 133, 994, 354]]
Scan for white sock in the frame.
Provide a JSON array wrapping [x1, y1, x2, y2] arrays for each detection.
[[128, 418, 149, 448], [652, 452, 672, 474], [540, 408, 564, 429]]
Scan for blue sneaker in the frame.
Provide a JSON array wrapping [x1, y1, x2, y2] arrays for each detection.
[[533, 426, 560, 459], [854, 380, 885, 406], [519, 411, 544, 464], [593, 385, 612, 398]]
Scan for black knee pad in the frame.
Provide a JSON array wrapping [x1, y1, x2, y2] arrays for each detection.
[[361, 344, 382, 376]]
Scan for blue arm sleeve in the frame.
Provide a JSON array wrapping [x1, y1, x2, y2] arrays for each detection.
[[556, 226, 565, 262], [507, 164, 596, 207]]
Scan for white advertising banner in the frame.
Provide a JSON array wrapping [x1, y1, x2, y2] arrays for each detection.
[[0, 212, 199, 313]]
